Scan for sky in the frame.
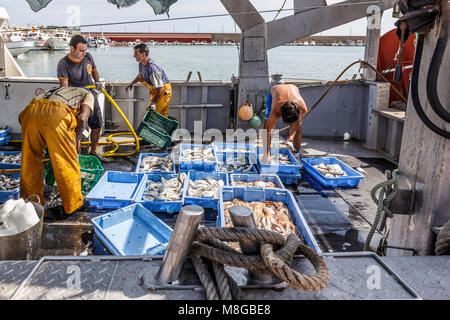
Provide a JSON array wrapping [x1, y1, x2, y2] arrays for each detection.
[[0, 0, 398, 36]]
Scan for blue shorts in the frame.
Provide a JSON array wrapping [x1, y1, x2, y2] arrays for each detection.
[[87, 90, 104, 130], [265, 92, 272, 119]]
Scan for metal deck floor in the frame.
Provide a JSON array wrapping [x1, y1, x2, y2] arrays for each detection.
[[0, 254, 448, 300]]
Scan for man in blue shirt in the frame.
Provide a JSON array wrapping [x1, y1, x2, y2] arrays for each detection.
[[126, 43, 172, 117], [57, 35, 104, 157]]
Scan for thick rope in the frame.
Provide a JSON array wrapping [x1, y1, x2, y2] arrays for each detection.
[[196, 227, 285, 246], [364, 169, 399, 251], [190, 254, 219, 300], [261, 235, 329, 291], [435, 220, 450, 256], [191, 227, 329, 299], [212, 261, 233, 300]]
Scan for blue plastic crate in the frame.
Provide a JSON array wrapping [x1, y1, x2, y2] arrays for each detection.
[[212, 142, 257, 154], [0, 151, 21, 168], [230, 173, 285, 190], [135, 172, 186, 214], [135, 152, 176, 173], [301, 157, 364, 187], [215, 152, 259, 175], [0, 128, 11, 138], [179, 144, 216, 172], [278, 172, 301, 185], [0, 136, 10, 146], [92, 234, 113, 255], [91, 203, 173, 256], [0, 173, 20, 203], [218, 186, 321, 253], [183, 171, 229, 210], [86, 171, 145, 209], [256, 148, 302, 175], [0, 164, 20, 178]]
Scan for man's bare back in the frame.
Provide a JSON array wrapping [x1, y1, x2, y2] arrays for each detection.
[[270, 84, 307, 117]]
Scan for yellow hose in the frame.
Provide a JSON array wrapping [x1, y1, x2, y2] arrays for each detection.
[[4, 87, 141, 165], [85, 85, 140, 157]]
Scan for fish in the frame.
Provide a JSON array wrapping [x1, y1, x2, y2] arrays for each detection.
[[219, 147, 249, 153], [0, 174, 20, 191], [187, 177, 224, 199], [141, 173, 185, 202], [217, 154, 254, 173], [234, 180, 277, 188], [0, 153, 21, 165], [259, 153, 291, 165], [223, 198, 301, 240], [182, 147, 215, 162], [139, 154, 173, 172], [313, 162, 347, 177]]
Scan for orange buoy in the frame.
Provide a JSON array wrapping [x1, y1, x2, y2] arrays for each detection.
[[238, 103, 254, 121]]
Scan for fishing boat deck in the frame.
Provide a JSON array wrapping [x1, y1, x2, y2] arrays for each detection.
[[1, 137, 449, 300]]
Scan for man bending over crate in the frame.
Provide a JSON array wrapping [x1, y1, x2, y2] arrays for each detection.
[[19, 87, 93, 219], [262, 84, 308, 164], [126, 43, 172, 117]]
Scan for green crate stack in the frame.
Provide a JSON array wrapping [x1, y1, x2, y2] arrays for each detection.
[[136, 110, 179, 150], [44, 155, 104, 194]]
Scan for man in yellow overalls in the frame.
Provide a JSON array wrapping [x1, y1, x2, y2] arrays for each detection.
[[126, 43, 172, 117], [19, 87, 93, 219]]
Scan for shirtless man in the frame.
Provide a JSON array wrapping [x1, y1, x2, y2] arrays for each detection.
[[262, 84, 307, 164]]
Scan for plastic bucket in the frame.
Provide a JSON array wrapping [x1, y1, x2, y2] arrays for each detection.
[[0, 196, 44, 260]]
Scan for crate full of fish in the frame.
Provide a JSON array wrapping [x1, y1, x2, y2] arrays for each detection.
[[45, 154, 104, 194], [215, 152, 259, 175], [135, 152, 176, 173], [0, 173, 20, 203], [91, 203, 173, 256], [230, 173, 285, 190], [86, 171, 145, 209], [257, 148, 301, 175], [301, 157, 364, 187], [183, 171, 229, 210], [179, 144, 217, 172], [218, 186, 321, 253], [212, 142, 257, 154], [0, 151, 21, 168], [135, 172, 186, 214]]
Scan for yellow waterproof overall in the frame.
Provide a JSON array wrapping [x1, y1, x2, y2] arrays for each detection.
[[141, 81, 172, 117], [19, 99, 83, 214]]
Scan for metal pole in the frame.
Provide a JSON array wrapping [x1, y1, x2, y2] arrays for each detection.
[[156, 205, 204, 284], [228, 206, 273, 284]]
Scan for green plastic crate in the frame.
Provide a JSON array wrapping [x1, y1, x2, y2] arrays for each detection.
[[44, 155, 104, 194], [136, 110, 179, 150]]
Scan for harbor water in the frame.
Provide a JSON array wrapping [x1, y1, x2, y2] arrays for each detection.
[[14, 45, 365, 82]]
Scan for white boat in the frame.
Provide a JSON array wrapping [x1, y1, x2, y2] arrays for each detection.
[[26, 30, 50, 51], [96, 36, 111, 48], [5, 31, 34, 56], [46, 30, 69, 51]]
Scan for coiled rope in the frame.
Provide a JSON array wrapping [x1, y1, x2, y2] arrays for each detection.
[[190, 227, 329, 300], [364, 169, 399, 251]]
